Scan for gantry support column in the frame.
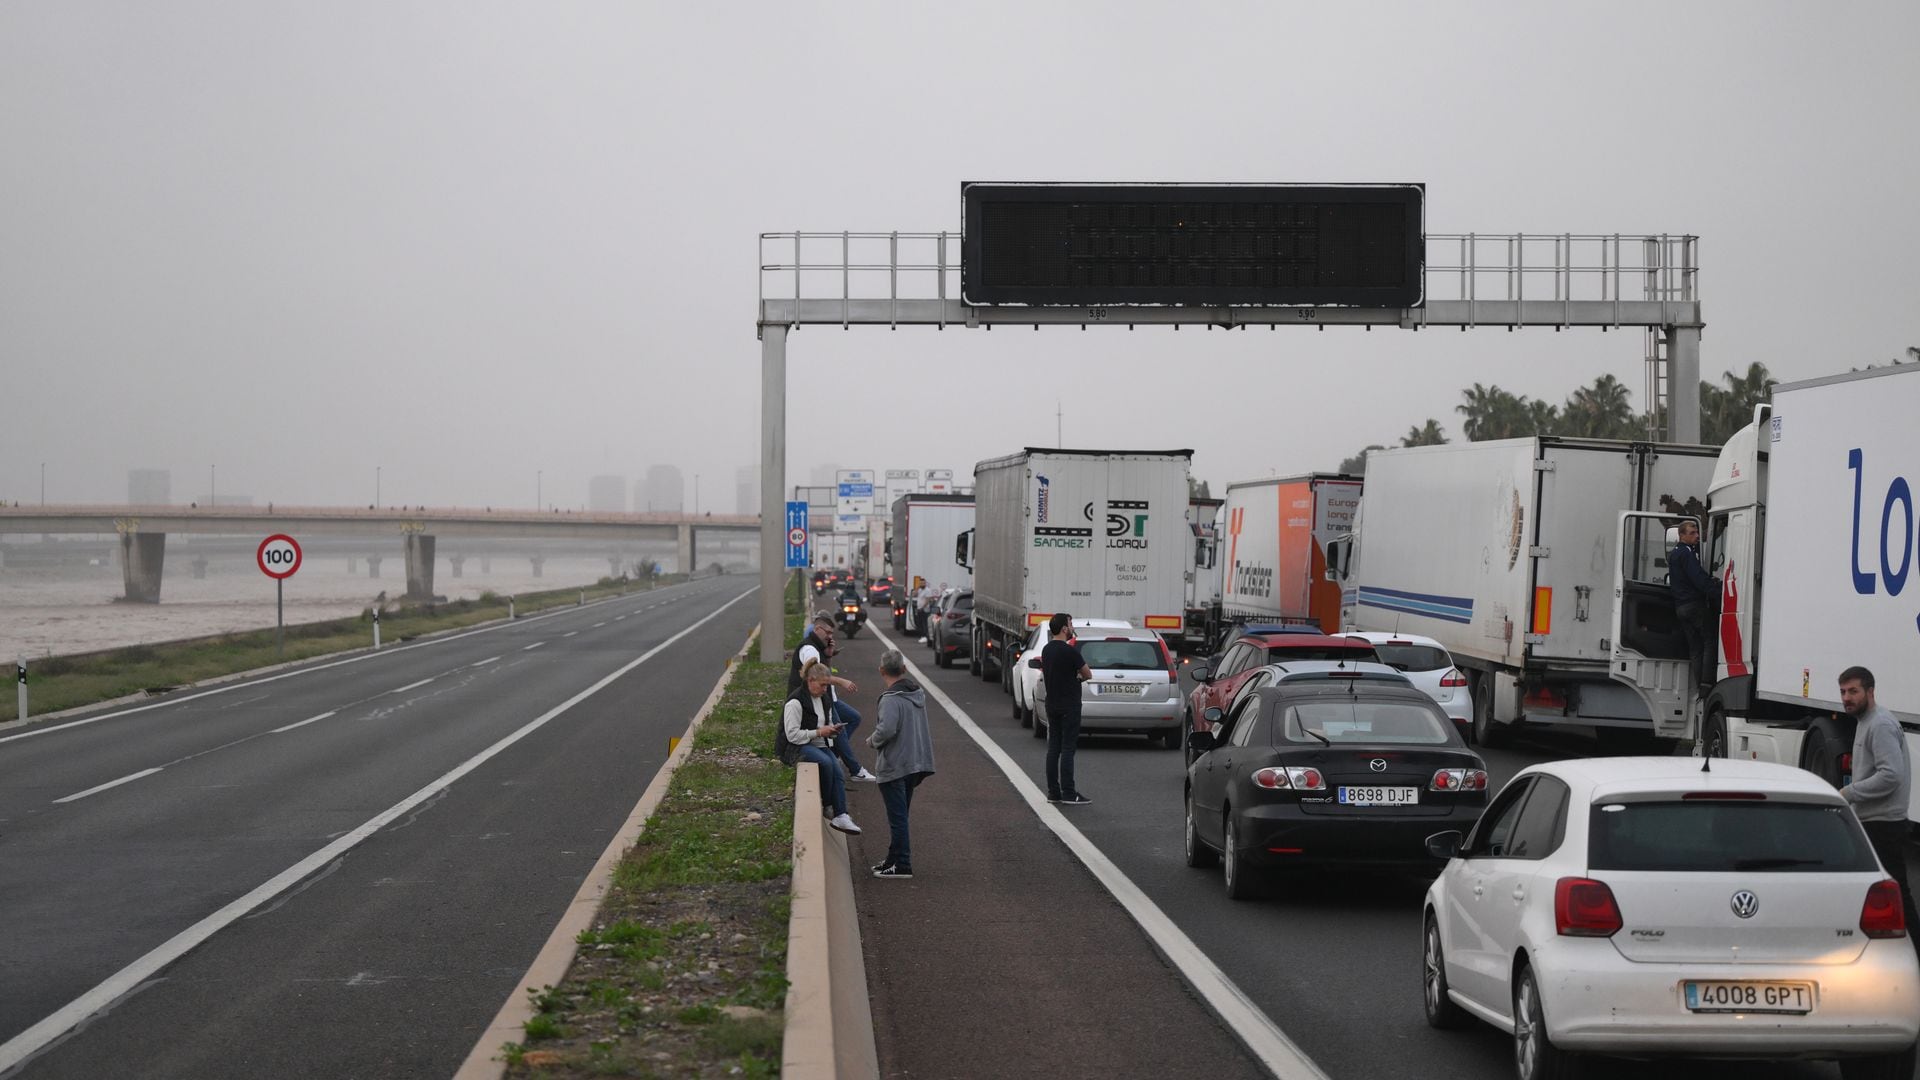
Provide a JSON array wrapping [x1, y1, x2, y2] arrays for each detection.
[[759, 323, 787, 661], [119, 532, 167, 604], [677, 523, 694, 576], [1668, 324, 1702, 444], [405, 534, 437, 600]]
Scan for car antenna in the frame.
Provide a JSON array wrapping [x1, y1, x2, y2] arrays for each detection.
[[1700, 751, 1711, 773]]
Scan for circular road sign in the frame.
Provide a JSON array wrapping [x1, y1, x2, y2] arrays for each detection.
[[257, 534, 302, 580], [787, 526, 808, 547]]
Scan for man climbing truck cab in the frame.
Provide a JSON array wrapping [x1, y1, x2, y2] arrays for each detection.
[[1699, 365, 1920, 825]]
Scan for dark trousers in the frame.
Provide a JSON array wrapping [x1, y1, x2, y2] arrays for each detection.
[[832, 700, 864, 773], [1863, 819, 1920, 959], [1676, 600, 1713, 689], [1045, 706, 1083, 799], [879, 773, 926, 870]]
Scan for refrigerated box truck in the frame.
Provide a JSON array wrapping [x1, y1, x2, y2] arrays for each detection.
[[1198, 474, 1361, 650], [1329, 437, 1720, 748], [1703, 365, 1920, 821], [958, 447, 1193, 681], [889, 493, 974, 633]]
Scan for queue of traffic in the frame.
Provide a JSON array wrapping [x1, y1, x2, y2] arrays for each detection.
[[841, 362, 1920, 1078]]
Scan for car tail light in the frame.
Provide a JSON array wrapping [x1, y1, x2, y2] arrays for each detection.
[[1439, 668, 1469, 688], [1554, 877, 1623, 937], [1252, 766, 1326, 791], [1841, 752, 1853, 775], [1429, 768, 1489, 792], [1862, 881, 1908, 938]]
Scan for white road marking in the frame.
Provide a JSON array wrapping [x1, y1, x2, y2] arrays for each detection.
[[561, 632, 578, 638], [389, 678, 435, 694], [471, 656, 501, 667], [614, 615, 627, 622], [870, 625, 1331, 1080], [54, 768, 165, 804], [592, 623, 606, 629], [0, 581, 725, 745], [271, 711, 337, 734], [0, 586, 758, 1073], [522, 641, 546, 651]]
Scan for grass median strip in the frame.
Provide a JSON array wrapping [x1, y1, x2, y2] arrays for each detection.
[[3, 574, 701, 723], [501, 612, 804, 1079]]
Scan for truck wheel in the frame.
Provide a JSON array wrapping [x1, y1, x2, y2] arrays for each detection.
[[1471, 675, 1510, 749], [1701, 708, 1729, 759], [1801, 716, 1852, 788]]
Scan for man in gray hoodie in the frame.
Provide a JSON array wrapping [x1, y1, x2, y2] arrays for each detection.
[[868, 648, 935, 879], [1838, 666, 1919, 954]]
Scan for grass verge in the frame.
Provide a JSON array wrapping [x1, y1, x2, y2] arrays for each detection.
[[2, 573, 700, 723], [500, 590, 806, 1078]]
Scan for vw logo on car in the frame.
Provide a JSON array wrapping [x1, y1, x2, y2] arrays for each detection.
[[1730, 889, 1760, 919]]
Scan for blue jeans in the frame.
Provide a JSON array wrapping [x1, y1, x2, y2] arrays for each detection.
[[797, 745, 847, 816], [1044, 706, 1083, 799], [832, 700, 865, 773], [879, 773, 926, 870]]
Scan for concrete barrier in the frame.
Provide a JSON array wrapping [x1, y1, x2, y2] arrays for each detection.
[[782, 763, 879, 1080]]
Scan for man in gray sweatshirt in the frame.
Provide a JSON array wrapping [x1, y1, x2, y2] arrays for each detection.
[[1839, 666, 1919, 953], [868, 649, 935, 879]]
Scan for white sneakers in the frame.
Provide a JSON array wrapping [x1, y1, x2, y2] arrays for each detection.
[[829, 813, 861, 834], [852, 768, 879, 782]]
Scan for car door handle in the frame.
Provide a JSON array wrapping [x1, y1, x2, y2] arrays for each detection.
[[1512, 886, 1526, 902], [1472, 883, 1484, 897]]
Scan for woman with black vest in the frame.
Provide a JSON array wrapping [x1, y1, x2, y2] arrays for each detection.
[[783, 659, 862, 834]]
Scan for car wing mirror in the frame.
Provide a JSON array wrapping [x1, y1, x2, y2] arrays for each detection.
[[1186, 730, 1216, 755], [1426, 830, 1464, 861], [1027, 657, 1043, 670], [1202, 707, 1224, 725], [1190, 664, 1212, 683]]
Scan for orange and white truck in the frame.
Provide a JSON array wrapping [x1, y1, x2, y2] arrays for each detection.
[[1194, 474, 1361, 650]]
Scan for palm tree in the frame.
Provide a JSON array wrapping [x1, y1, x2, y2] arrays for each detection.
[[1401, 419, 1447, 447], [1456, 383, 1502, 441], [1700, 363, 1775, 444], [1563, 374, 1635, 438], [1521, 398, 1562, 437], [1338, 445, 1386, 475]]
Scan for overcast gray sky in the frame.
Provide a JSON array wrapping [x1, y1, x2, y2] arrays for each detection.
[[4, 0, 1916, 511]]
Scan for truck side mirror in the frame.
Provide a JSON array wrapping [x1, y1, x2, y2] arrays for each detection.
[[955, 528, 974, 571]]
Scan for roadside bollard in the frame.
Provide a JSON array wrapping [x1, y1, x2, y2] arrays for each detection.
[[15, 657, 25, 724], [508, 596, 516, 619], [372, 607, 382, 650], [579, 590, 585, 606]]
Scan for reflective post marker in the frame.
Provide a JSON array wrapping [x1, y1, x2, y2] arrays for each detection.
[[373, 606, 382, 650], [15, 657, 25, 724]]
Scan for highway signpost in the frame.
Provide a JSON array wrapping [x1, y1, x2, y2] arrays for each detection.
[[785, 501, 809, 569], [257, 533, 302, 656]]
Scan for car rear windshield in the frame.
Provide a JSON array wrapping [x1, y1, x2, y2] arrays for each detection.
[[1369, 644, 1450, 672], [1266, 646, 1379, 663], [954, 595, 973, 611], [1279, 702, 1453, 745], [1079, 640, 1164, 671], [1587, 800, 1879, 873]]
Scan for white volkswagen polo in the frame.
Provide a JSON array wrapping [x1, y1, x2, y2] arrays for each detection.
[[1422, 757, 1920, 1079]]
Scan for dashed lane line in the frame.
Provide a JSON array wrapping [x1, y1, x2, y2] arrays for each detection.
[[869, 625, 1330, 1080], [562, 632, 578, 638], [523, 642, 546, 652], [472, 657, 502, 667], [389, 678, 436, 694], [53, 768, 165, 804], [271, 711, 337, 734]]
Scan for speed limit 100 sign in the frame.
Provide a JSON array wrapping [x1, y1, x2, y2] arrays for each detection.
[[257, 534, 302, 579]]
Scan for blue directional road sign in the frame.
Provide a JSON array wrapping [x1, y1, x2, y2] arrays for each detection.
[[785, 501, 810, 568]]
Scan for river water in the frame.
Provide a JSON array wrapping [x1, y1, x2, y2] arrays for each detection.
[[0, 543, 621, 662]]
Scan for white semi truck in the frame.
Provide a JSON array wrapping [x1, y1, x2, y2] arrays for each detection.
[[888, 493, 974, 633], [1329, 437, 1720, 748], [958, 447, 1193, 683], [1703, 365, 1920, 822], [1196, 473, 1362, 651]]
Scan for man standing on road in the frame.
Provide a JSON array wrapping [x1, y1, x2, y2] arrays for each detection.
[[869, 648, 935, 879], [1040, 612, 1093, 806], [1668, 519, 1717, 694], [916, 581, 939, 644], [1838, 667, 1920, 957], [790, 613, 879, 783]]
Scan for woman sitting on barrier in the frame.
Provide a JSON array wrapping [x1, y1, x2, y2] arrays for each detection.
[[784, 659, 862, 835]]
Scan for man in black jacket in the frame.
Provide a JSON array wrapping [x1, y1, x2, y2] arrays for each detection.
[[1669, 519, 1717, 694]]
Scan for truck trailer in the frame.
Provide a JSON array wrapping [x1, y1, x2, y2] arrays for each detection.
[[1703, 365, 1920, 822], [1184, 496, 1224, 651], [1199, 474, 1360, 650], [888, 493, 974, 633], [1329, 437, 1719, 748], [959, 447, 1193, 683]]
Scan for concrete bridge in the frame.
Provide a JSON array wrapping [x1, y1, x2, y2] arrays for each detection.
[[0, 504, 760, 603]]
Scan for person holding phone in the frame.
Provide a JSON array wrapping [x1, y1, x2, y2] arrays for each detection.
[[785, 659, 862, 834], [1040, 612, 1094, 805]]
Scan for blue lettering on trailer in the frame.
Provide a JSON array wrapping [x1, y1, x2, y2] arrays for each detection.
[[1847, 448, 1918, 633]]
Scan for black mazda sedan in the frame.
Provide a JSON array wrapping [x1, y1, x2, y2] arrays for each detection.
[[1183, 670, 1489, 899]]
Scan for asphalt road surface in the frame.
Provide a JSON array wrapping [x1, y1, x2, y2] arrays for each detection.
[[887, 622, 1903, 1080], [0, 575, 759, 1079]]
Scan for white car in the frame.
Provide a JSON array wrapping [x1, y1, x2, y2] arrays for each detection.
[[1423, 757, 1920, 1079], [1033, 625, 1183, 748], [1340, 631, 1473, 737], [1010, 618, 1132, 729]]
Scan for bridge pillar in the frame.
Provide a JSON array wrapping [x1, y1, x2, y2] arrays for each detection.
[[1668, 324, 1702, 444], [530, 555, 545, 578], [367, 556, 383, 579], [677, 523, 694, 575], [191, 555, 208, 579], [405, 534, 437, 600], [449, 554, 465, 579], [119, 532, 166, 603], [608, 555, 624, 579]]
